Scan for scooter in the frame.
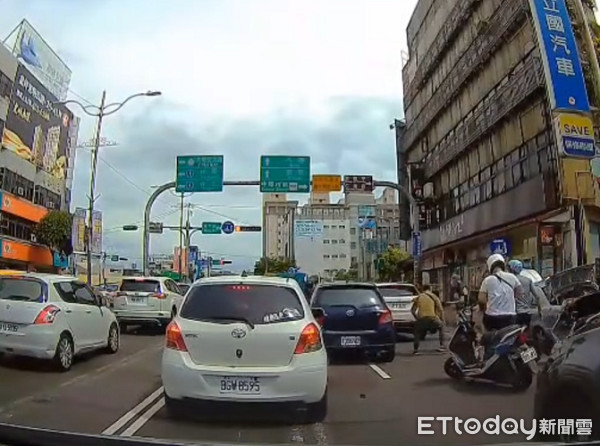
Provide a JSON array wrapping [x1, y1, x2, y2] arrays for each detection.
[[444, 307, 537, 391]]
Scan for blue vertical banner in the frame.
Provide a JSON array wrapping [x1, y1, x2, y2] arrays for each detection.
[[529, 0, 591, 112], [412, 231, 422, 258]]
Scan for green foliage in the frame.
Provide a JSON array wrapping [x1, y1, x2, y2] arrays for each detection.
[[377, 247, 413, 282], [35, 210, 73, 256], [253, 257, 296, 275], [334, 268, 358, 281]]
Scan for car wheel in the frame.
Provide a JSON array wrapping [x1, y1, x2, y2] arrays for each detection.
[[53, 333, 74, 372], [105, 324, 119, 354], [378, 346, 395, 363], [304, 389, 327, 424]]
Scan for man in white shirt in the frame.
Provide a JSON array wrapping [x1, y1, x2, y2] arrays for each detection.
[[478, 253, 524, 331]]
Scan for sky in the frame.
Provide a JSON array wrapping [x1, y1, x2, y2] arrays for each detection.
[[1, 0, 415, 272]]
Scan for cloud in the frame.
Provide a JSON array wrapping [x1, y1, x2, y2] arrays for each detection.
[[80, 96, 401, 269]]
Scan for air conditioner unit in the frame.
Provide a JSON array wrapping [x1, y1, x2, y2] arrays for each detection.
[[17, 186, 24, 196], [423, 182, 434, 198], [47, 201, 54, 209], [30, 233, 37, 243]]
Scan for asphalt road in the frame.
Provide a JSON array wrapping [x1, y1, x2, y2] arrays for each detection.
[[0, 328, 536, 446]]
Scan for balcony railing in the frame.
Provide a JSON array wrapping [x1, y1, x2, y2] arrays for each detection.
[[404, 0, 529, 150]]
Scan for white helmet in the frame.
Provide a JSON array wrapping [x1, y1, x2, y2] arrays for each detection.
[[486, 253, 505, 272]]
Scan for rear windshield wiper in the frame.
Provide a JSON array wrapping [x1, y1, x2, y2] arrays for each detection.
[[201, 316, 255, 329]]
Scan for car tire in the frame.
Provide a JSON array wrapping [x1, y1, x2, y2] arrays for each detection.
[[304, 389, 327, 424], [105, 323, 119, 354], [444, 357, 462, 380], [378, 346, 395, 363], [53, 333, 74, 372]]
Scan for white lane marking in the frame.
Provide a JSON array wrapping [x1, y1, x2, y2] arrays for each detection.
[[368, 363, 391, 379], [102, 387, 164, 435], [0, 342, 163, 416], [120, 397, 165, 437]]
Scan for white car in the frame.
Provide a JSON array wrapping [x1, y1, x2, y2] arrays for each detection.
[[112, 276, 185, 329], [376, 283, 420, 333], [161, 274, 328, 423], [0, 273, 119, 371]]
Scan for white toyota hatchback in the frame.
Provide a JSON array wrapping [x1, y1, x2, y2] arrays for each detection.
[[161, 274, 328, 423], [0, 273, 120, 371]]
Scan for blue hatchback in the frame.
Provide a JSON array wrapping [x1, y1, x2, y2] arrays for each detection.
[[311, 283, 396, 362]]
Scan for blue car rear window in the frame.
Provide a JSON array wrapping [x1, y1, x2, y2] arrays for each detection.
[[313, 288, 381, 307]]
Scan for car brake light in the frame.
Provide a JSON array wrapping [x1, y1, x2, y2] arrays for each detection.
[[378, 309, 392, 325], [34, 305, 60, 325], [153, 293, 167, 299], [165, 321, 188, 351], [294, 323, 322, 354]]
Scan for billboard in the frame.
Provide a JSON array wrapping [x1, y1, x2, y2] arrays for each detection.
[[71, 207, 86, 253], [1, 64, 74, 179], [173, 247, 189, 274], [91, 210, 103, 254], [294, 220, 324, 237], [12, 20, 72, 101]]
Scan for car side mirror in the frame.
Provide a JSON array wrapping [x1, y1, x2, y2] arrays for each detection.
[[312, 307, 325, 319]]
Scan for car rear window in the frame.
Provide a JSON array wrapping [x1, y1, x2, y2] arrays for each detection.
[[313, 287, 382, 307], [0, 278, 44, 302], [180, 284, 304, 324], [120, 279, 161, 293], [377, 285, 418, 297], [177, 284, 190, 294]]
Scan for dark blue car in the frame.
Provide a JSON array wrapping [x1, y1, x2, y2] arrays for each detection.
[[310, 283, 396, 362]]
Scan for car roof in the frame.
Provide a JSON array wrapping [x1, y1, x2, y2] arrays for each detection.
[[375, 282, 416, 287], [317, 281, 377, 289], [121, 276, 164, 281], [193, 275, 298, 287]]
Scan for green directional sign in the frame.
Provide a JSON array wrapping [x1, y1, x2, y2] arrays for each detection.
[[260, 156, 310, 193], [202, 221, 222, 234], [176, 155, 224, 193]]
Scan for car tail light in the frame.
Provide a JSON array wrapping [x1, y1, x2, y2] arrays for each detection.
[[153, 293, 167, 299], [378, 309, 392, 325], [165, 321, 188, 351], [34, 305, 60, 325], [294, 323, 322, 354]]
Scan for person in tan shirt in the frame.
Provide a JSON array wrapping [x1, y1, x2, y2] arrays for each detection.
[[411, 284, 446, 355]]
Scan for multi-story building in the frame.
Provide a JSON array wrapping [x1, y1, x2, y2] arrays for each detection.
[[0, 45, 78, 270], [294, 193, 352, 278], [262, 193, 298, 259], [401, 0, 600, 299]]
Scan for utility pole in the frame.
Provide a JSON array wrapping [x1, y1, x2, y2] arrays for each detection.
[[177, 193, 184, 281]]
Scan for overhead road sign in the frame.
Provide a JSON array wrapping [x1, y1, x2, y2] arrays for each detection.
[[176, 155, 224, 193], [344, 175, 374, 193], [312, 174, 342, 193], [148, 222, 163, 234], [202, 222, 222, 234], [260, 156, 310, 193]]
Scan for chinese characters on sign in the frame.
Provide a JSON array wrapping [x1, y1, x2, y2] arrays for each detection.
[[311, 175, 342, 193], [554, 112, 596, 158], [529, 0, 590, 112], [343, 175, 374, 193]]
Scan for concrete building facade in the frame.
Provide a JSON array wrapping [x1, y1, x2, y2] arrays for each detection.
[[401, 0, 600, 299], [262, 193, 298, 260]]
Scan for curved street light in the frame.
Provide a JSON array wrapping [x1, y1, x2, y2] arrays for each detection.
[[63, 90, 162, 285]]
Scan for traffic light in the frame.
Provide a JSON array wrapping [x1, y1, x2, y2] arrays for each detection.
[[235, 225, 262, 232]]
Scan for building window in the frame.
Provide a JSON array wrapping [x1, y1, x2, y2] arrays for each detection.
[[0, 72, 11, 99], [331, 240, 338, 244], [350, 228, 356, 235], [340, 253, 347, 258], [323, 254, 330, 259], [323, 240, 330, 244], [351, 242, 357, 249], [339, 239, 346, 244], [332, 254, 338, 258], [351, 256, 357, 263], [339, 225, 346, 229], [324, 225, 329, 229]]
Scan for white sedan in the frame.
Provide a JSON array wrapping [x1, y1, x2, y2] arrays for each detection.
[[161, 274, 328, 423], [0, 273, 120, 371]]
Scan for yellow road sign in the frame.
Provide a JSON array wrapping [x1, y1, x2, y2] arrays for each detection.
[[312, 175, 342, 193], [554, 112, 596, 158]]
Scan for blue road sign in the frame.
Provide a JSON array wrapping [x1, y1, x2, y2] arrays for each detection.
[[529, 0, 590, 112], [412, 231, 422, 258], [489, 238, 510, 257], [222, 220, 235, 234], [176, 155, 224, 193], [260, 156, 310, 193]]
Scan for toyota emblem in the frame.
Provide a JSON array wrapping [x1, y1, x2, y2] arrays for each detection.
[[346, 309, 355, 317], [231, 328, 247, 339]]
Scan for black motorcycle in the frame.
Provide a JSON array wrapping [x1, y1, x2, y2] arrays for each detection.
[[444, 307, 536, 391]]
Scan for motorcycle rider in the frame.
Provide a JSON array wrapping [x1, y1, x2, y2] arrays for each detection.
[[507, 259, 549, 326], [478, 253, 524, 331]]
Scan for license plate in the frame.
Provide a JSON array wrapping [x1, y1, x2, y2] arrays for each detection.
[[129, 296, 146, 303], [0, 322, 18, 333], [520, 347, 537, 363], [341, 336, 361, 347], [390, 303, 408, 309], [219, 376, 261, 394]]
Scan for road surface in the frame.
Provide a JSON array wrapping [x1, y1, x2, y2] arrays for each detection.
[[0, 328, 535, 445]]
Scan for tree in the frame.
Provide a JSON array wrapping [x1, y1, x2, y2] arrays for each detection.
[[334, 268, 358, 281], [253, 257, 296, 275], [377, 247, 413, 282], [35, 210, 73, 256]]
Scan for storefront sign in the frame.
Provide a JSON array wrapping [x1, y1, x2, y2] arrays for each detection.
[[540, 226, 555, 245], [0, 191, 48, 223], [554, 112, 596, 158], [0, 238, 53, 265]]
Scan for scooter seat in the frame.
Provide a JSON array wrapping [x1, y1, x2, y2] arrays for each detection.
[[480, 324, 523, 346]]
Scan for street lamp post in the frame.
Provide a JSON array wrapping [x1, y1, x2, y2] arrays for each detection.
[[60, 90, 161, 285]]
